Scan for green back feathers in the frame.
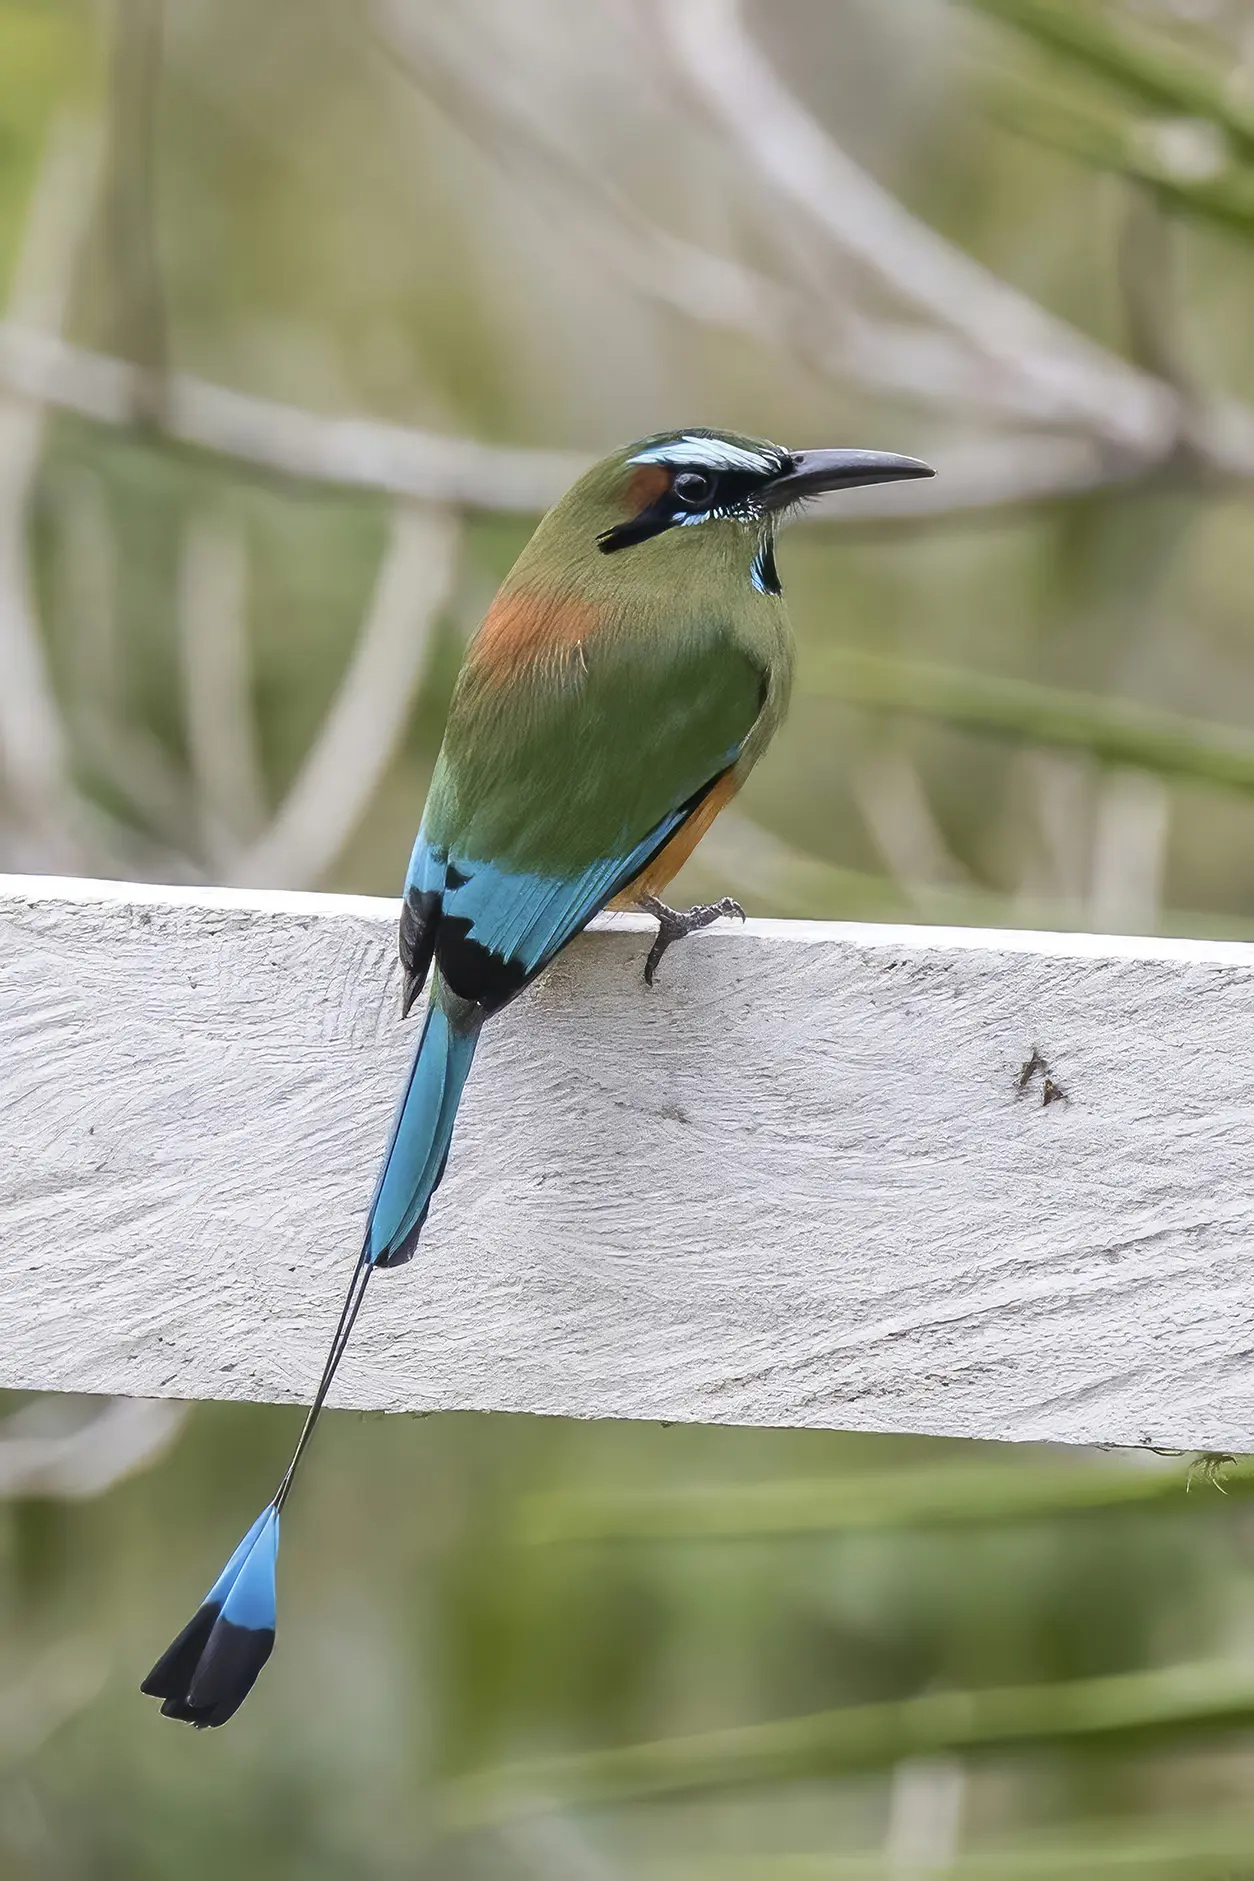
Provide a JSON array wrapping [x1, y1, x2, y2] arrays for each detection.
[[433, 627, 765, 874]]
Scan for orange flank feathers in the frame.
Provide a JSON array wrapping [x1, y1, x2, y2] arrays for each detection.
[[612, 769, 739, 904], [468, 587, 600, 685]]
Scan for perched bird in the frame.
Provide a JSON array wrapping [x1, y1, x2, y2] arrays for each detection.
[[141, 427, 932, 1726]]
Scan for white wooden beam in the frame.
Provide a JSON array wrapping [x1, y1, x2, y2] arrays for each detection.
[[2, 874, 1253, 1449]]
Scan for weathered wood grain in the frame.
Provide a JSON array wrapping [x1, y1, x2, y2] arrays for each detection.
[[2, 874, 1253, 1448]]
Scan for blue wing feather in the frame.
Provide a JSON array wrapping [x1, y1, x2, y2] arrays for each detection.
[[436, 804, 687, 982], [402, 752, 730, 1005]]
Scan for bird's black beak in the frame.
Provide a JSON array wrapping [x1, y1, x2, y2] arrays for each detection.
[[761, 447, 934, 511]]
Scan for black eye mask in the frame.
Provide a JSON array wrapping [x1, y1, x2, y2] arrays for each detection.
[[597, 465, 785, 554]]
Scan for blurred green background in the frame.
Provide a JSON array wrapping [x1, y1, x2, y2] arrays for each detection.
[[8, 0, 1254, 1873]]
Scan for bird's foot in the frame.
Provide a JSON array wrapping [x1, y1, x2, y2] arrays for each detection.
[[638, 894, 745, 985]]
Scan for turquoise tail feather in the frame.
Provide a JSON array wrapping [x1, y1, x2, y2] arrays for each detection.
[[143, 977, 480, 1726], [367, 974, 482, 1267]]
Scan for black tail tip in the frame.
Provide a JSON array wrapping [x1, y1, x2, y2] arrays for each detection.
[[142, 1602, 274, 1729]]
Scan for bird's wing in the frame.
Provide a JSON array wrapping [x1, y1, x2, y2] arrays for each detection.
[[400, 779, 716, 1014], [400, 625, 765, 1014]]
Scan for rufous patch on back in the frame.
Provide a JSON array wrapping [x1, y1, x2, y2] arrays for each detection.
[[467, 587, 600, 685]]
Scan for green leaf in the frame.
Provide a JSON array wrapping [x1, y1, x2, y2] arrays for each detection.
[[443, 1658, 1254, 1823], [963, 0, 1254, 164], [651, 1816, 1254, 1879], [806, 647, 1254, 797], [698, 814, 1254, 943], [984, 70, 1254, 240], [518, 1452, 1251, 1546]]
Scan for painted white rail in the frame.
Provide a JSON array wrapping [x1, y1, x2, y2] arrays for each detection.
[[2, 874, 1253, 1450]]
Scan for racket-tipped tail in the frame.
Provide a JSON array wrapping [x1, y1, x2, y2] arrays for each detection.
[[141, 1504, 279, 1728]]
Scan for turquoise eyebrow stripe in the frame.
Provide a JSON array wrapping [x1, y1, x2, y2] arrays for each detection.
[[629, 435, 779, 474]]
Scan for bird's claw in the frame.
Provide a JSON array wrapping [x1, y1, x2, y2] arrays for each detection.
[[638, 894, 746, 985]]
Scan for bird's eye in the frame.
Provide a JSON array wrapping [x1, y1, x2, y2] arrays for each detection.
[[672, 469, 716, 509]]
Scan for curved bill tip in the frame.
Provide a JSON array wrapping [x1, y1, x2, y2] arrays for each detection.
[[763, 447, 935, 509]]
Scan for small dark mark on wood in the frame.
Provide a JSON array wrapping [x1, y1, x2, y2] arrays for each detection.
[[1017, 1046, 1048, 1091], [1018, 1046, 1067, 1106]]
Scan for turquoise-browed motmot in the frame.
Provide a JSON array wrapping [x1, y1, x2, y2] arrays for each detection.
[[142, 427, 932, 1726]]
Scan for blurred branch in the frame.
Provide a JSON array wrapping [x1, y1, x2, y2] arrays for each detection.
[[0, 324, 587, 510], [49, 464, 199, 864], [884, 1755, 965, 1878], [444, 1658, 1254, 1822], [0, 1639, 108, 1765], [381, 0, 1254, 501], [95, 0, 167, 408], [694, 809, 1008, 927], [499, 1808, 627, 1881], [517, 1451, 1246, 1546], [1087, 768, 1169, 934], [658, 0, 1173, 450], [229, 502, 458, 890], [694, 807, 1253, 942], [0, 116, 100, 868], [0, 328, 1170, 521], [0, 27, 1249, 563], [964, 0, 1254, 165], [848, 744, 973, 911], [372, 4, 819, 359], [806, 647, 1254, 798], [817, 433, 1145, 525], [0, 11, 1241, 545], [50, 464, 120, 722], [1014, 749, 1089, 922], [0, 1395, 185, 1498], [1118, 188, 1196, 396], [658, 1817, 1254, 1880], [373, 0, 1048, 424], [1084, 203, 1184, 936], [178, 509, 267, 867], [985, 66, 1254, 245]]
